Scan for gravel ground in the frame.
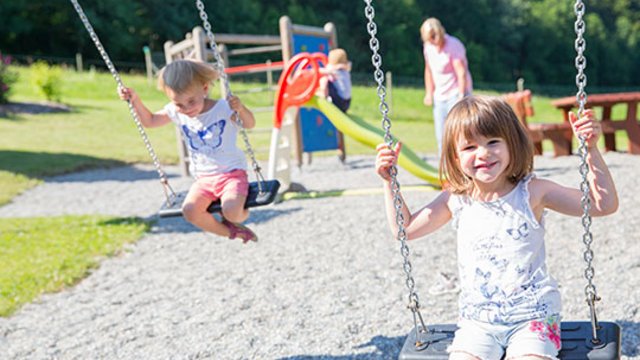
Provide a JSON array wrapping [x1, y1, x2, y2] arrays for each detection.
[[0, 152, 638, 359]]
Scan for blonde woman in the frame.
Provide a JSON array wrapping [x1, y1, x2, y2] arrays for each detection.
[[421, 18, 473, 156]]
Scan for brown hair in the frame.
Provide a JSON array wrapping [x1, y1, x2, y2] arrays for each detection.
[[420, 18, 446, 47], [157, 60, 219, 93], [439, 96, 534, 194]]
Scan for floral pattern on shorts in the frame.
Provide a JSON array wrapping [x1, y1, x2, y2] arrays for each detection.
[[529, 315, 561, 349]]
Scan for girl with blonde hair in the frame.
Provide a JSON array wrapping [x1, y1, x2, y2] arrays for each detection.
[[118, 59, 258, 243]]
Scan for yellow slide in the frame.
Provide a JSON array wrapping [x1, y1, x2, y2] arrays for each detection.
[[306, 96, 441, 186]]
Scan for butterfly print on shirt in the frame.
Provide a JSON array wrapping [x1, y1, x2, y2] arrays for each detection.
[[182, 119, 226, 154], [507, 222, 529, 241]]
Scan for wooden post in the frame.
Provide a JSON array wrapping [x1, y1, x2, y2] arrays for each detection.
[[143, 46, 153, 84], [75, 53, 83, 72], [266, 59, 273, 89], [279, 16, 293, 63], [193, 26, 207, 61], [163, 41, 174, 64], [266, 59, 274, 103], [386, 71, 393, 115], [218, 44, 229, 98]]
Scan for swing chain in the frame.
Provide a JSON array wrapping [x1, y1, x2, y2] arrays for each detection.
[[574, 0, 601, 341], [69, 0, 175, 204], [195, 0, 266, 189], [364, 0, 426, 340]]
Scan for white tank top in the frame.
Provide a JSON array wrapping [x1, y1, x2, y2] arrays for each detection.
[[447, 174, 561, 324]]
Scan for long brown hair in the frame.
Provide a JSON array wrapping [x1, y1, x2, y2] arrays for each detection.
[[439, 96, 534, 194]]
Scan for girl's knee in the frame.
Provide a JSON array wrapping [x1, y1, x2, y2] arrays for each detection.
[[221, 205, 248, 223], [449, 351, 481, 360], [181, 202, 198, 222]]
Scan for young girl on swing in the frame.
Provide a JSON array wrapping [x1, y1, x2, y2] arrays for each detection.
[[375, 96, 618, 359], [118, 59, 258, 243]]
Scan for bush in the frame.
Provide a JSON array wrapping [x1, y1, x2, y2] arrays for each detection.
[[30, 61, 63, 102], [0, 52, 18, 104]]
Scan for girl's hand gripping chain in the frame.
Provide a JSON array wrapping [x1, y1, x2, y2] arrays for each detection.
[[569, 109, 600, 148], [375, 142, 402, 181]]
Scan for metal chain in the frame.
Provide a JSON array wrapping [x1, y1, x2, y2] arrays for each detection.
[[364, 0, 427, 343], [69, 0, 175, 203], [574, 0, 601, 341], [195, 0, 266, 187]]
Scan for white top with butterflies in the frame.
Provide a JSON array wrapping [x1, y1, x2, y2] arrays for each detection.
[[448, 174, 561, 324], [165, 99, 247, 178]]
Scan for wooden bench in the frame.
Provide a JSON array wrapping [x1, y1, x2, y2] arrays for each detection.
[[503, 90, 573, 156]]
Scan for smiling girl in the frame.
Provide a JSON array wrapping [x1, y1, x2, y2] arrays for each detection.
[[375, 96, 617, 359]]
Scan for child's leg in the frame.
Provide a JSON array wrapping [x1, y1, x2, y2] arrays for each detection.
[[219, 191, 249, 224], [181, 184, 230, 237], [448, 318, 505, 360], [505, 315, 561, 360], [217, 169, 257, 243], [449, 352, 481, 360], [317, 76, 329, 97], [215, 169, 250, 223]]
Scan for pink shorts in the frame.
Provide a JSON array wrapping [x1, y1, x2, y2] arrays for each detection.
[[192, 169, 249, 201]]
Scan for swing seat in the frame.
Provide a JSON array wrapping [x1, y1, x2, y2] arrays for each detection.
[[399, 321, 621, 360], [158, 179, 281, 218]]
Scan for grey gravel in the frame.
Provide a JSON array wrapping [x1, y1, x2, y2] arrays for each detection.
[[0, 152, 638, 359]]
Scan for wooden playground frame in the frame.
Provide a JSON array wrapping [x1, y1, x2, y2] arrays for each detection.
[[163, 26, 285, 176]]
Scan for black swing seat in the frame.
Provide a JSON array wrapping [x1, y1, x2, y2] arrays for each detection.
[[399, 321, 621, 360], [158, 179, 281, 218]]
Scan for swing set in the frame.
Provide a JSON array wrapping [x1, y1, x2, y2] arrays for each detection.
[[69, 0, 280, 219], [70, 0, 621, 358], [362, 1, 622, 359]]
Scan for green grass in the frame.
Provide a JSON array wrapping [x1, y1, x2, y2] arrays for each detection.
[[2, 65, 632, 203], [0, 216, 150, 316]]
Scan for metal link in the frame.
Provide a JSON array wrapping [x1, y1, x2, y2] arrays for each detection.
[[574, 0, 601, 342], [364, 0, 426, 343], [195, 0, 266, 189], [69, 0, 175, 204]]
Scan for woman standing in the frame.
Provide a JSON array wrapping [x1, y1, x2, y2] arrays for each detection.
[[421, 18, 473, 156]]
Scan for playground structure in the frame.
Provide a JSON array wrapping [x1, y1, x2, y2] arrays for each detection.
[[267, 17, 350, 192], [268, 52, 441, 192], [163, 16, 346, 179]]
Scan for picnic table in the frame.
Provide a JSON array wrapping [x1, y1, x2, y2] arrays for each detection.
[[551, 92, 640, 155]]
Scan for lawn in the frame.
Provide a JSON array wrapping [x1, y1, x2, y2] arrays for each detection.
[[0, 216, 149, 316], [2, 65, 606, 204]]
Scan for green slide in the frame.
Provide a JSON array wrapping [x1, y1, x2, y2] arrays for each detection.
[[306, 96, 441, 186]]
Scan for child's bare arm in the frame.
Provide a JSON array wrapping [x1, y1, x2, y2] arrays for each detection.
[[535, 110, 618, 217], [117, 86, 171, 128], [228, 95, 256, 129], [376, 142, 451, 240]]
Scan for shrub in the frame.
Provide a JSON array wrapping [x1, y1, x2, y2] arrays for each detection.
[[0, 52, 18, 104], [30, 61, 63, 102]]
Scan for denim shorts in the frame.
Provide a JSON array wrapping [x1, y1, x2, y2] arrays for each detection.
[[448, 315, 561, 360]]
